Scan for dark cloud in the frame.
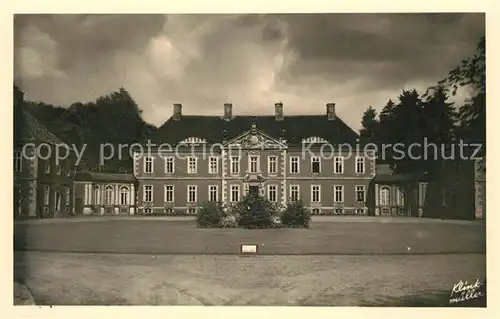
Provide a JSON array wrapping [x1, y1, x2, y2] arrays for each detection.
[[282, 13, 484, 90], [13, 13, 484, 130]]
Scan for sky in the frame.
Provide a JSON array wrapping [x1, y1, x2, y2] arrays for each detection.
[[14, 13, 485, 131]]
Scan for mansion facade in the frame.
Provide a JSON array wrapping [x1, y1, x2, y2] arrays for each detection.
[[134, 102, 376, 216]]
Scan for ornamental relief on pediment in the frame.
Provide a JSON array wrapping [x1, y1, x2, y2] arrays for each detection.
[[228, 132, 284, 150]]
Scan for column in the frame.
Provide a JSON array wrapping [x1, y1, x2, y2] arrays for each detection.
[[114, 184, 119, 214], [130, 183, 135, 215]]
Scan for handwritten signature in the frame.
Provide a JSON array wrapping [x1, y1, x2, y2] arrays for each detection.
[[449, 278, 485, 304]]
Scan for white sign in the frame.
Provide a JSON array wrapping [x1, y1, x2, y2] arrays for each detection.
[[241, 244, 258, 253]]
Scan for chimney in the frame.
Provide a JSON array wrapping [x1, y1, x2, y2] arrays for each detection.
[[326, 103, 336, 121], [14, 86, 24, 108], [224, 103, 233, 120], [274, 102, 284, 121], [173, 103, 182, 121]]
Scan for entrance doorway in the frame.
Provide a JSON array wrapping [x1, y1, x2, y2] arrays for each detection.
[[249, 185, 259, 197]]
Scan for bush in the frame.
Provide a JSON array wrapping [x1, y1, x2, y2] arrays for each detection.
[[196, 202, 225, 228], [281, 200, 311, 228], [271, 215, 283, 228], [232, 195, 278, 229], [220, 214, 238, 228]]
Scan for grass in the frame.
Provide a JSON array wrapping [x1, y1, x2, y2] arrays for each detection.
[[14, 219, 485, 255], [15, 251, 486, 306], [13, 218, 486, 306]]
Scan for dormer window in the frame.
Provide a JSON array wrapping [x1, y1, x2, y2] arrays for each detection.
[[179, 137, 207, 145], [301, 136, 328, 144]]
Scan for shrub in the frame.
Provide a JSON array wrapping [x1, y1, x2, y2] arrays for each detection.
[[232, 195, 278, 229], [281, 200, 311, 228], [220, 214, 238, 228], [271, 215, 283, 228], [196, 202, 225, 228]]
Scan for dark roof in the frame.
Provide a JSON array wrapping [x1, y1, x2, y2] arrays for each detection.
[[151, 115, 359, 146], [373, 172, 428, 183], [74, 172, 137, 183], [14, 104, 64, 146]]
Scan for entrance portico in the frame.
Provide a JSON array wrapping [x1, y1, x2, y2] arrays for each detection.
[[243, 174, 265, 198]]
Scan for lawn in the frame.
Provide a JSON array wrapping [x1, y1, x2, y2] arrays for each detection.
[[14, 219, 486, 255], [14, 251, 486, 306], [13, 218, 486, 306]]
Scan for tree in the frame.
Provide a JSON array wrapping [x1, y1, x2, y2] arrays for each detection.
[[438, 36, 485, 147], [19, 87, 158, 173], [359, 106, 379, 143], [421, 85, 457, 145]]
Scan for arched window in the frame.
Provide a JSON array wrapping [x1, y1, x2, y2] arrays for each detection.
[[105, 185, 114, 205], [94, 185, 101, 205], [120, 186, 129, 206], [379, 186, 390, 206]]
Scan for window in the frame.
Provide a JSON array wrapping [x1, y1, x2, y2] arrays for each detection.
[[164, 185, 174, 202], [120, 186, 129, 205], [311, 208, 320, 215], [14, 151, 22, 172], [144, 156, 153, 173], [94, 185, 101, 205], [355, 156, 365, 174], [356, 208, 365, 215], [334, 208, 344, 215], [268, 185, 277, 202], [311, 185, 320, 202], [290, 185, 299, 202], [380, 187, 390, 206], [164, 157, 174, 174], [64, 187, 70, 205], [187, 185, 197, 202], [187, 157, 197, 174], [312, 156, 321, 173], [43, 185, 50, 205], [187, 208, 197, 215], [230, 156, 240, 174], [334, 185, 344, 203], [144, 208, 152, 215], [231, 185, 240, 202], [355, 185, 365, 202], [334, 156, 344, 174], [209, 185, 218, 202], [165, 208, 174, 215], [45, 160, 51, 174], [143, 185, 153, 203], [249, 155, 259, 173], [105, 186, 114, 205], [209, 157, 218, 174], [290, 156, 299, 174], [268, 156, 277, 174]]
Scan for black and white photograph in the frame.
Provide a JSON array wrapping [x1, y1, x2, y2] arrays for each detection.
[[12, 10, 488, 309]]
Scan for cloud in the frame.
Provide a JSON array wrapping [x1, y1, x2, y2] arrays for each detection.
[[14, 13, 484, 131]]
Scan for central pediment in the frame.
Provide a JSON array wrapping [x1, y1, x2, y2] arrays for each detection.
[[224, 123, 287, 149]]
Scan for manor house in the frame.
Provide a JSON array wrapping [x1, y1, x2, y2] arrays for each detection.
[[133, 102, 376, 216]]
